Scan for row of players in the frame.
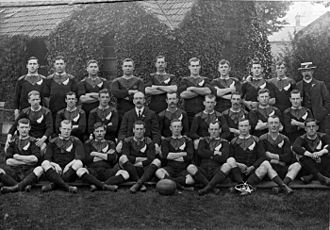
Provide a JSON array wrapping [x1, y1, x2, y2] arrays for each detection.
[[13, 55, 330, 135], [1, 112, 329, 196]]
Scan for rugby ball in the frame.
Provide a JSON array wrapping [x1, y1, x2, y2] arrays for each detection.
[[156, 179, 176, 195]]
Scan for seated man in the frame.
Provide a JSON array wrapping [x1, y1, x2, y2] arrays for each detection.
[[249, 88, 281, 137], [221, 91, 249, 141], [155, 119, 195, 189], [0, 118, 44, 193], [227, 118, 293, 195], [158, 92, 189, 138], [292, 118, 330, 185], [88, 89, 119, 142], [7, 90, 53, 153], [118, 121, 161, 193], [187, 121, 232, 195], [55, 91, 86, 141], [190, 94, 229, 149], [283, 89, 313, 143], [259, 115, 301, 193], [41, 120, 84, 193], [76, 122, 129, 191], [118, 91, 161, 154]]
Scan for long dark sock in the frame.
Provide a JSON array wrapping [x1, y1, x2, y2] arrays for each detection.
[[0, 173, 18, 186], [81, 173, 104, 189], [122, 162, 139, 181], [272, 175, 285, 187], [209, 171, 226, 187], [231, 167, 244, 183], [105, 175, 125, 185], [283, 176, 292, 185], [62, 167, 76, 182], [45, 169, 69, 190], [246, 173, 261, 185], [18, 173, 38, 190], [193, 170, 209, 186], [139, 164, 158, 183]]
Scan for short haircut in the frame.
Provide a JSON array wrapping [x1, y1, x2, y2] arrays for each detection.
[[205, 94, 216, 101], [170, 118, 182, 125], [231, 91, 241, 98], [28, 90, 40, 99], [155, 55, 165, 62], [166, 92, 178, 99], [290, 89, 302, 97], [133, 120, 145, 128], [238, 117, 250, 125], [27, 56, 39, 64], [66, 91, 76, 98], [304, 118, 318, 126], [98, 88, 109, 96], [258, 88, 270, 96], [122, 58, 134, 66], [189, 57, 200, 65], [18, 118, 30, 126], [267, 115, 280, 122], [93, 122, 106, 131], [218, 59, 230, 67], [87, 59, 99, 66], [275, 60, 286, 67], [250, 57, 262, 66], [209, 121, 220, 128], [54, 55, 66, 63], [61, 119, 72, 127]]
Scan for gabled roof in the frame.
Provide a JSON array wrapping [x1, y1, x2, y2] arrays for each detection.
[[295, 11, 330, 39], [0, 0, 196, 37], [268, 25, 303, 43], [0, 5, 76, 37], [140, 0, 196, 30]]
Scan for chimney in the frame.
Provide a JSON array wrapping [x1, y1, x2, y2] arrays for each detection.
[[295, 14, 301, 27]]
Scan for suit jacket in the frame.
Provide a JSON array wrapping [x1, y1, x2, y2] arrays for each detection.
[[296, 78, 330, 122], [118, 107, 161, 144]]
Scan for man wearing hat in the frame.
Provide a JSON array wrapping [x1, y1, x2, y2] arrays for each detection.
[[296, 62, 330, 133]]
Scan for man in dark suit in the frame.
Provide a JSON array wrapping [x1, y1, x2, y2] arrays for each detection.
[[117, 92, 161, 154], [296, 62, 330, 134]]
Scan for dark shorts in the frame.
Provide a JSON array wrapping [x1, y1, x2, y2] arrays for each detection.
[[199, 166, 219, 180], [88, 164, 120, 181], [162, 166, 189, 178], [271, 164, 289, 179]]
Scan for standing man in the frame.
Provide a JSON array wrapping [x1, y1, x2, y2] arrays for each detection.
[[283, 89, 313, 143], [249, 88, 282, 137], [179, 57, 213, 125], [110, 58, 144, 118], [6, 91, 53, 153], [0, 118, 44, 193], [158, 92, 189, 138], [88, 89, 119, 142], [292, 118, 330, 185], [221, 92, 249, 141], [212, 59, 241, 113], [14, 56, 47, 119], [190, 94, 230, 150], [259, 116, 301, 193], [187, 121, 232, 195], [268, 61, 296, 112], [41, 120, 84, 193], [227, 118, 293, 195], [55, 91, 86, 141], [118, 92, 161, 154], [242, 58, 276, 111], [296, 62, 330, 133], [145, 55, 177, 114], [76, 122, 129, 191], [119, 121, 161, 193], [44, 56, 78, 120], [78, 60, 108, 118]]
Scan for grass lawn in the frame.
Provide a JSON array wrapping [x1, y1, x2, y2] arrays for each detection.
[[0, 187, 328, 230]]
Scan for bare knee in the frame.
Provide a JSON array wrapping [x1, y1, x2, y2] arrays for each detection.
[[116, 170, 130, 180], [186, 164, 198, 175], [155, 168, 168, 179]]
